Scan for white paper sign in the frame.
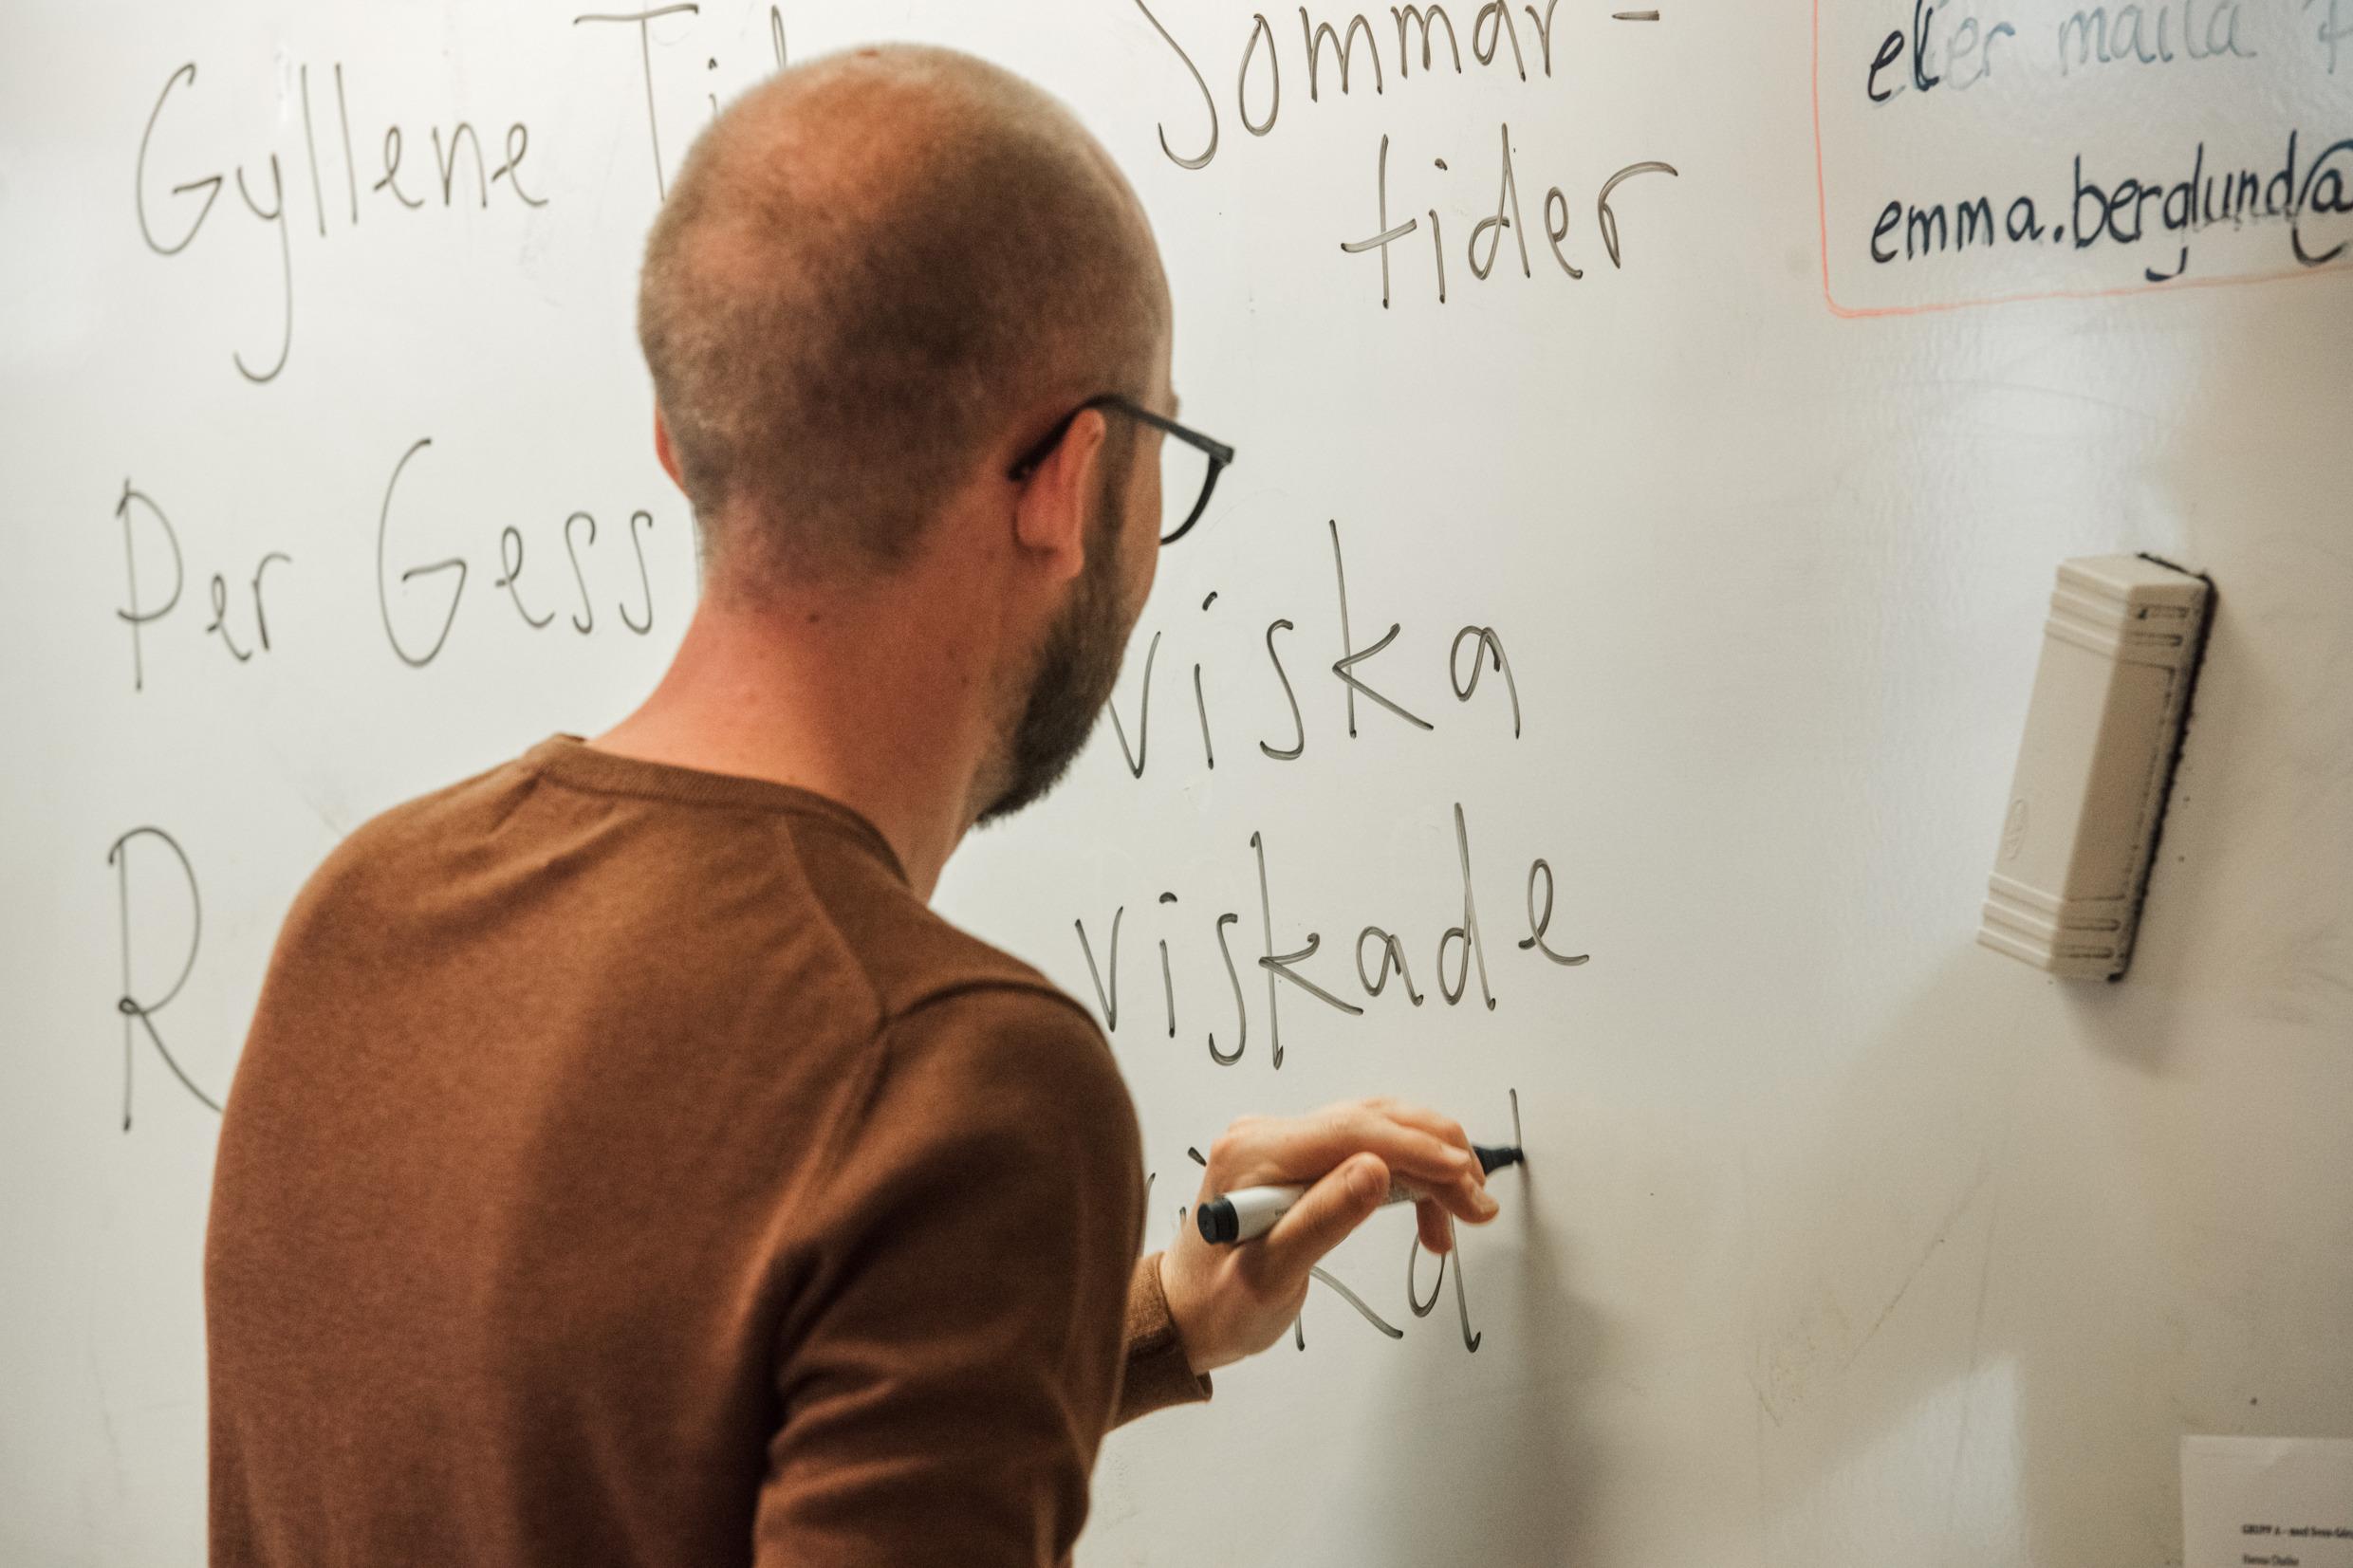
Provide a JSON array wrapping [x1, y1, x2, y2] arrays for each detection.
[[2184, 1436, 2353, 1568]]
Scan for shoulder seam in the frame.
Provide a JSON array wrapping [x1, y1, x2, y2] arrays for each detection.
[[751, 815, 886, 1029], [769, 819, 1084, 1035]]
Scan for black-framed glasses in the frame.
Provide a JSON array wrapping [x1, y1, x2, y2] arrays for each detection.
[[1007, 393, 1235, 546]]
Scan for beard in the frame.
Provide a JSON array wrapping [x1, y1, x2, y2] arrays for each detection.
[[974, 473, 1137, 827]]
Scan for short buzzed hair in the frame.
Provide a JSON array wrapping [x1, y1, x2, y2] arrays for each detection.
[[638, 46, 1166, 586]]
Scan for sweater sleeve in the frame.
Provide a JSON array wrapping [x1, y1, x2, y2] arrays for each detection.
[[1115, 1253, 1213, 1428], [752, 986, 1144, 1568]]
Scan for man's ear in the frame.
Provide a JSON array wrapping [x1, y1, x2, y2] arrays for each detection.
[[1011, 409, 1105, 586], [653, 408, 685, 490]]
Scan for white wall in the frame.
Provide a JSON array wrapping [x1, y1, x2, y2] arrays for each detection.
[[2, 2, 2346, 1564]]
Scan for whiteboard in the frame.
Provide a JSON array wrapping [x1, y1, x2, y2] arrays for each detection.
[[3, 2, 2348, 1565]]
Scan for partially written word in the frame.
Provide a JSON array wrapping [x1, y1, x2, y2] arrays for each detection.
[[1150, 1092, 1521, 1354]]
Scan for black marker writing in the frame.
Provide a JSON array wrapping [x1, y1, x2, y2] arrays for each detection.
[[1259, 618, 1306, 760], [574, 5, 704, 198], [1254, 828, 1366, 1069], [136, 59, 547, 380], [1192, 593, 1217, 769], [1340, 133, 1411, 306], [1449, 625, 1521, 736], [136, 65, 220, 255], [621, 510, 657, 634], [1076, 807, 1584, 1064], [1518, 858, 1588, 965], [1146, 0, 1570, 173], [496, 122, 547, 206], [563, 510, 598, 634], [1437, 801, 1497, 1009], [1405, 1224, 1483, 1351], [376, 125, 423, 208], [1306, 1265, 1405, 1338], [1429, 200, 1449, 302], [333, 64, 358, 223], [1598, 158, 1679, 267], [1304, 12, 1384, 100], [109, 482, 293, 684], [1347, 131, 1680, 301], [298, 65, 326, 236], [1158, 892, 1179, 1039], [1107, 631, 1161, 778], [250, 552, 291, 652], [231, 156, 291, 382], [206, 575, 249, 660], [1544, 183, 1584, 277], [376, 437, 466, 668], [496, 526, 553, 628], [110, 482, 184, 692], [1870, 136, 2351, 277], [1210, 911, 1247, 1064], [1357, 925, 1428, 1005], [106, 827, 220, 1127], [1242, 13, 1282, 136], [429, 122, 490, 209], [1329, 518, 1433, 736], [1470, 121, 1532, 280], [1135, 0, 1218, 169], [1078, 906, 1123, 1030]]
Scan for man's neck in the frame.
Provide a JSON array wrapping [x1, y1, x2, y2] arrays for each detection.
[[589, 585, 1001, 901]]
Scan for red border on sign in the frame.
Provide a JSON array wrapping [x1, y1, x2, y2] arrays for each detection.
[[1810, 0, 2353, 318]]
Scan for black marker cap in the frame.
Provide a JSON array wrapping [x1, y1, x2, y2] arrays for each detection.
[[1196, 1198, 1239, 1245]]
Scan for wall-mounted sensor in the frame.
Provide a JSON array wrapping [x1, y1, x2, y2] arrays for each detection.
[[1979, 555, 2212, 980]]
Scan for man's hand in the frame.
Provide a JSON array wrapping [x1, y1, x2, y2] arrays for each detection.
[[1156, 1098, 1502, 1375]]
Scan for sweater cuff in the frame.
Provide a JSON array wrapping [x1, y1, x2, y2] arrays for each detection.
[[1113, 1252, 1213, 1428]]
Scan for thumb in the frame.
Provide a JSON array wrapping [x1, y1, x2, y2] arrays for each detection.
[[1258, 1154, 1389, 1281]]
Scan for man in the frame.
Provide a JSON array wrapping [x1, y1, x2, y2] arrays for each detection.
[[206, 44, 1499, 1568]]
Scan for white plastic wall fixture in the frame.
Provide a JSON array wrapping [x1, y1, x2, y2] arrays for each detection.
[[1979, 555, 2211, 980]]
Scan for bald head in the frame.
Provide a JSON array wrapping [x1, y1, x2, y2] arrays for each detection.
[[639, 45, 1169, 591]]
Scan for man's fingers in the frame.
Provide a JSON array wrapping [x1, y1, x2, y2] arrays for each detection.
[[1417, 1196, 1454, 1253], [1211, 1112, 1472, 1192], [1361, 1100, 1473, 1158], [1323, 1110, 1491, 1226], [1256, 1153, 1390, 1281], [1331, 1105, 1474, 1181], [1429, 1176, 1501, 1227], [1197, 1098, 1503, 1244]]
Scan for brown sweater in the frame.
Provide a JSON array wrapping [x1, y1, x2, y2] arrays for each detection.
[[206, 735, 1207, 1568]]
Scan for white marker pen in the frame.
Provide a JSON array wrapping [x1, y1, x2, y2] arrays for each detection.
[[1195, 1144, 1522, 1245]]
